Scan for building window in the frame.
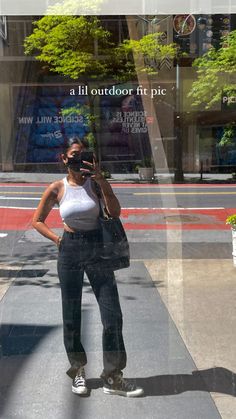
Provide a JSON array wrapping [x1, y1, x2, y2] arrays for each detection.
[[0, 16, 7, 40]]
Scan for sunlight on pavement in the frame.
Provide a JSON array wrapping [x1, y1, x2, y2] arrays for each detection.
[[0, 264, 23, 301], [145, 258, 236, 419]]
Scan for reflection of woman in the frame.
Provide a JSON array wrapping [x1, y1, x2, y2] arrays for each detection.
[[32, 137, 143, 397]]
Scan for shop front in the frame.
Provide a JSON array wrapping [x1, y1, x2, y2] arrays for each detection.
[[0, 14, 236, 176], [12, 81, 151, 173]]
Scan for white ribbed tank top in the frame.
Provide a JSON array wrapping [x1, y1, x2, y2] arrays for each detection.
[[59, 177, 100, 231]]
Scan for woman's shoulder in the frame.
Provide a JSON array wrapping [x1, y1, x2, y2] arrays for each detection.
[[45, 179, 65, 197]]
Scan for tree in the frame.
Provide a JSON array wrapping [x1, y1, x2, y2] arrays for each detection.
[[24, 16, 125, 80], [24, 15, 180, 167], [24, 16, 123, 153], [121, 32, 178, 75], [187, 30, 236, 109], [187, 30, 236, 153], [24, 17, 178, 81]]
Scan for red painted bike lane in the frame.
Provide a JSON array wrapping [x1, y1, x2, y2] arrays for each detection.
[[0, 207, 235, 231]]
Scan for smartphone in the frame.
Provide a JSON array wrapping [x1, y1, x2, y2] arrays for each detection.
[[80, 151, 94, 171]]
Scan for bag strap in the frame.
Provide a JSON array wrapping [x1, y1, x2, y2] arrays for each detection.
[[93, 180, 112, 219], [93, 181, 105, 217]]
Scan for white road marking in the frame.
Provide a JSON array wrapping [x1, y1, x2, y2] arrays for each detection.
[[134, 191, 236, 195], [0, 206, 58, 210], [121, 207, 225, 210], [0, 206, 226, 210], [0, 233, 8, 237], [1, 184, 236, 188], [0, 185, 46, 187], [0, 197, 40, 200]]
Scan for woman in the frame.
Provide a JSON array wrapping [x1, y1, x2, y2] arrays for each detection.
[[32, 137, 143, 397]]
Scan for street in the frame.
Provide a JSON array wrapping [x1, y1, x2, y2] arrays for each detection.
[[0, 183, 236, 230], [0, 182, 234, 262], [1, 182, 236, 208], [0, 182, 233, 262]]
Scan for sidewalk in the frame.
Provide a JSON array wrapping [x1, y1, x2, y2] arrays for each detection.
[[1, 229, 236, 418], [0, 171, 235, 184]]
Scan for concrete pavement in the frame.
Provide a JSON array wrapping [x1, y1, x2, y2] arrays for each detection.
[[0, 171, 235, 184], [0, 226, 236, 418], [145, 258, 236, 419]]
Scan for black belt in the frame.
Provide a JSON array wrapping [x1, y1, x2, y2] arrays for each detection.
[[63, 229, 100, 239]]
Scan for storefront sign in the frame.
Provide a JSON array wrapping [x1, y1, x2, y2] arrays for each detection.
[[173, 15, 196, 36], [221, 92, 236, 109]]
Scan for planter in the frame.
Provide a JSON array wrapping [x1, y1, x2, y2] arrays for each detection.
[[138, 167, 154, 181], [232, 228, 236, 266]]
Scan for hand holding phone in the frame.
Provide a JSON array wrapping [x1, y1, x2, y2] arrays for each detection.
[[80, 151, 95, 175]]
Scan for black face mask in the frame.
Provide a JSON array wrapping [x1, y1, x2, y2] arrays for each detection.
[[66, 156, 82, 172]]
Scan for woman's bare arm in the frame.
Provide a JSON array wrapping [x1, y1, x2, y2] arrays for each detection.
[[32, 182, 61, 245], [96, 179, 121, 218], [83, 158, 121, 218]]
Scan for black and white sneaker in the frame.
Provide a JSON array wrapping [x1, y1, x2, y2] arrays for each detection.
[[72, 367, 88, 395], [103, 373, 144, 397]]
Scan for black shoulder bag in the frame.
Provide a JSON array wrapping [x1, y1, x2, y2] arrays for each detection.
[[95, 183, 130, 271]]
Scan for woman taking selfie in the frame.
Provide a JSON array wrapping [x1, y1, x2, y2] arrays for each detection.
[[32, 137, 143, 398]]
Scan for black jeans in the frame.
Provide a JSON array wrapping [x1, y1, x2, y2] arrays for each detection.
[[57, 230, 127, 379]]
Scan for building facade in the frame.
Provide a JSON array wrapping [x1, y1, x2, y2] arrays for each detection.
[[0, 15, 235, 174]]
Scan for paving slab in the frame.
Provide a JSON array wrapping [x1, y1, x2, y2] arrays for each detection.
[[145, 259, 236, 419], [0, 231, 233, 266], [0, 260, 221, 419]]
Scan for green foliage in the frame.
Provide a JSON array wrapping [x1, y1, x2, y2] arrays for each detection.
[[219, 124, 235, 146], [85, 132, 96, 150], [61, 104, 96, 149], [62, 103, 97, 126], [122, 33, 178, 74], [100, 167, 111, 178], [135, 156, 155, 171], [188, 31, 236, 109], [24, 16, 180, 148], [24, 20, 179, 81], [24, 16, 115, 79], [142, 156, 155, 167], [226, 214, 236, 228], [46, 0, 104, 15]]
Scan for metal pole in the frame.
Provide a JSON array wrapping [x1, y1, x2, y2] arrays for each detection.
[[174, 61, 184, 181]]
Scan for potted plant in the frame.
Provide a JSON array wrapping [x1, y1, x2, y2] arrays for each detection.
[[135, 156, 155, 181], [226, 214, 236, 266]]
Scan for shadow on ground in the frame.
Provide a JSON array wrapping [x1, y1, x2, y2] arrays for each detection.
[[0, 269, 48, 278], [87, 367, 236, 397], [0, 323, 61, 417]]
